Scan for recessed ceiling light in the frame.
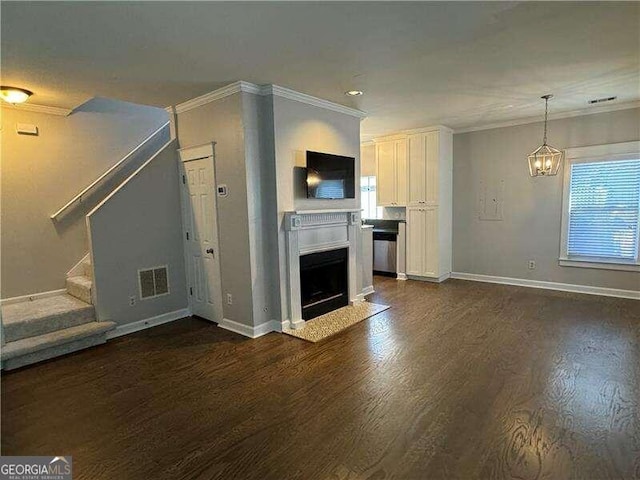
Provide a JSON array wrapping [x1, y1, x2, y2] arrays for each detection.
[[345, 90, 363, 97], [0, 86, 33, 104]]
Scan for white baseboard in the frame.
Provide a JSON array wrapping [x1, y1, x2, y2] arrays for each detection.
[[407, 273, 450, 283], [397, 273, 407, 281], [440, 272, 451, 282], [450, 272, 640, 300], [106, 308, 190, 339], [218, 318, 279, 338], [1, 289, 67, 306], [362, 286, 375, 296]]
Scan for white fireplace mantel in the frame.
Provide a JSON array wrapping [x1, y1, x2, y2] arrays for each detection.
[[284, 210, 361, 329]]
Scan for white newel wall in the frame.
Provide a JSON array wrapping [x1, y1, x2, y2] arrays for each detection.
[[284, 210, 361, 329]]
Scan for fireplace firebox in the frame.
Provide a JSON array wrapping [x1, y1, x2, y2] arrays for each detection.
[[299, 248, 348, 320]]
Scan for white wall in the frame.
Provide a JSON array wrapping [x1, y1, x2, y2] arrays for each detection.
[[271, 96, 361, 321], [453, 107, 640, 291], [0, 98, 168, 298], [88, 141, 188, 325]]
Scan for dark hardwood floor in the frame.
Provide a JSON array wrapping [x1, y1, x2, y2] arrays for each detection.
[[2, 277, 639, 479]]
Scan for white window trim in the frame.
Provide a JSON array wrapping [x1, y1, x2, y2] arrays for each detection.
[[559, 140, 640, 272]]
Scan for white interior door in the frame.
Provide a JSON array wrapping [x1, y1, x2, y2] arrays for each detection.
[[180, 156, 223, 323]]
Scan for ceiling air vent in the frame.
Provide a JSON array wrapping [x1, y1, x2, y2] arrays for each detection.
[[588, 96, 617, 105], [138, 266, 170, 299]]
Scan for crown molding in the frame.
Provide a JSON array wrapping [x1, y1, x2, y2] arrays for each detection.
[[403, 124, 453, 135], [262, 84, 366, 119], [454, 100, 640, 134], [170, 81, 366, 118], [370, 124, 454, 143], [372, 133, 409, 142], [2, 102, 72, 116], [173, 81, 258, 114]]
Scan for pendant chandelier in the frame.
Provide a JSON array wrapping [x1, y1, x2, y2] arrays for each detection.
[[527, 94, 563, 177]]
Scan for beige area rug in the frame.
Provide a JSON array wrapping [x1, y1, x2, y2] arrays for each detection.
[[283, 302, 390, 343]]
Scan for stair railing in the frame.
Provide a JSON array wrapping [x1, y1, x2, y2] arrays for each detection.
[[50, 121, 170, 220]]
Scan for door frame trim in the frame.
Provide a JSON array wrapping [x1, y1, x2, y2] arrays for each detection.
[[178, 142, 224, 323]]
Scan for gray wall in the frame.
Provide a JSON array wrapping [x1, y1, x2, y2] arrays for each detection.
[[174, 93, 255, 326], [453, 107, 640, 291], [88, 140, 188, 325], [241, 92, 280, 326], [1, 98, 168, 298], [271, 96, 361, 321]]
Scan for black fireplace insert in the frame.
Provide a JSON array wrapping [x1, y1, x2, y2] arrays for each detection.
[[299, 248, 348, 320]]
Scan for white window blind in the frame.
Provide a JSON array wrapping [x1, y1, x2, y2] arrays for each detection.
[[567, 158, 640, 261]]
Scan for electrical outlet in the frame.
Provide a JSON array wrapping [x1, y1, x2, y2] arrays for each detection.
[[129, 296, 136, 306], [226, 293, 233, 305], [528, 260, 536, 270]]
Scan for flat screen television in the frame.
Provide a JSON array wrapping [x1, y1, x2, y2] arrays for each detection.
[[306, 151, 355, 199]]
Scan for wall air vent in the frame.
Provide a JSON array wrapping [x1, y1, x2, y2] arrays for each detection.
[[138, 266, 170, 299], [588, 96, 617, 105]]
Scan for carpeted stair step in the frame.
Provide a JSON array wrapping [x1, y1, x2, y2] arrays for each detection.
[[2, 294, 95, 343], [1, 321, 116, 370], [66, 276, 92, 304]]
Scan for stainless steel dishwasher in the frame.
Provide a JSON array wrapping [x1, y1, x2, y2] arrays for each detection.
[[373, 231, 397, 276]]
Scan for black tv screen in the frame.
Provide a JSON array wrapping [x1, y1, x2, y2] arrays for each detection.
[[306, 151, 355, 199]]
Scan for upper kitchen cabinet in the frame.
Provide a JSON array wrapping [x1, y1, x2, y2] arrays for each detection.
[[375, 137, 407, 207], [407, 128, 452, 206]]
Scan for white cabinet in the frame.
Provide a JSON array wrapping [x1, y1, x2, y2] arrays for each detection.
[[375, 138, 407, 206], [405, 127, 452, 281], [406, 206, 438, 277], [408, 131, 439, 206]]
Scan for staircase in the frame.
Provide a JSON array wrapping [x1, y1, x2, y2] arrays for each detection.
[[1, 120, 171, 370], [1, 257, 115, 370]]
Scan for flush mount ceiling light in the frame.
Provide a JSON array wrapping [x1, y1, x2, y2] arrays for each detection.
[[527, 94, 563, 177], [345, 90, 363, 96], [0, 86, 33, 104]]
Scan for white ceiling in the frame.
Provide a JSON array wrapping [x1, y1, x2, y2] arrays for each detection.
[[2, 2, 638, 138]]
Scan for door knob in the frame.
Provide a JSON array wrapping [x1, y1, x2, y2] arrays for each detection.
[[206, 248, 214, 254]]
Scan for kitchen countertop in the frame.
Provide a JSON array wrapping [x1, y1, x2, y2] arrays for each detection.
[[363, 219, 404, 235]]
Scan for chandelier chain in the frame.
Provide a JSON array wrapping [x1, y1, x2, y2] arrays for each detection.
[[543, 96, 548, 145]]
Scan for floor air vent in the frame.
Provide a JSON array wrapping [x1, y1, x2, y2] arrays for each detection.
[[138, 266, 169, 299]]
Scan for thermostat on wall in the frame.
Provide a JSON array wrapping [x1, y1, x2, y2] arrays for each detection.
[[217, 184, 228, 197]]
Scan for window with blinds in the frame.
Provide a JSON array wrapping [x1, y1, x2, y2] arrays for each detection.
[[567, 158, 640, 261]]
